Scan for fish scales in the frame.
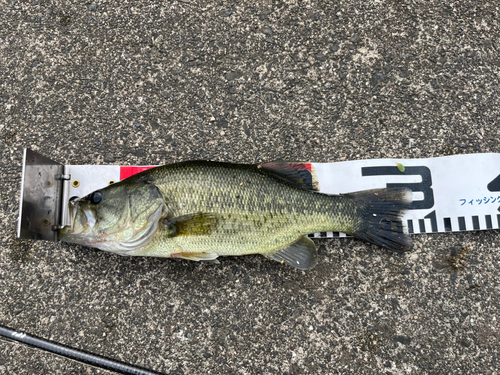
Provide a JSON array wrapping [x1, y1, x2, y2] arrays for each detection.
[[138, 162, 353, 257]]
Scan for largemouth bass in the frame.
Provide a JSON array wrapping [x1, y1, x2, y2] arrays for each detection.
[[58, 161, 412, 270]]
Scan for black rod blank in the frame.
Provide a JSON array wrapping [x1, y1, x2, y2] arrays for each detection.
[[0, 325, 162, 375]]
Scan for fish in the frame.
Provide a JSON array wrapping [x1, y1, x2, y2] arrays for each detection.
[[58, 161, 412, 270]]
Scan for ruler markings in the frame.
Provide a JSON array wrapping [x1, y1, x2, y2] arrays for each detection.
[[472, 216, 480, 230], [424, 210, 438, 233], [444, 217, 452, 232], [418, 219, 425, 233], [309, 232, 343, 238], [458, 217, 466, 231], [486, 215, 492, 229], [407, 220, 414, 234], [478, 214, 489, 231]]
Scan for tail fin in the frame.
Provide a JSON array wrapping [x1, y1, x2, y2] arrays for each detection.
[[347, 188, 413, 252]]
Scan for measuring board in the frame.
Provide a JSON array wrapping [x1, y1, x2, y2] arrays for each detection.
[[17, 149, 500, 241], [311, 155, 500, 238]]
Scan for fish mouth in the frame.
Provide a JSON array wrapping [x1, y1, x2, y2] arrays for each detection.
[[69, 199, 79, 228], [67, 198, 96, 234], [58, 199, 97, 242], [82, 208, 96, 229]]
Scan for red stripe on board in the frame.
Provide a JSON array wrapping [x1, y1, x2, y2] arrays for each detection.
[[120, 166, 156, 180], [288, 163, 312, 172]]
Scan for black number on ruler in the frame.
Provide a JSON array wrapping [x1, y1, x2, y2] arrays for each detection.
[[361, 166, 434, 210], [408, 210, 437, 234], [423, 210, 438, 233]]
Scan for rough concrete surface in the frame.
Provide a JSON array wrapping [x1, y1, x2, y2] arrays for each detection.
[[1, 0, 499, 374]]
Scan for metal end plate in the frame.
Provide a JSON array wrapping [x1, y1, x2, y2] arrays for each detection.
[[17, 149, 64, 241]]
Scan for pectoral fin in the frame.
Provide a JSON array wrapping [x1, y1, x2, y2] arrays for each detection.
[[171, 251, 219, 262], [266, 236, 318, 270], [163, 213, 221, 237]]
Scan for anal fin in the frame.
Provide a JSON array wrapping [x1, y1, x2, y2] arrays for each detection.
[[171, 250, 219, 262], [266, 236, 318, 270]]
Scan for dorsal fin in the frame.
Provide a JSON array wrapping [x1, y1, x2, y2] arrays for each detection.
[[259, 162, 318, 191]]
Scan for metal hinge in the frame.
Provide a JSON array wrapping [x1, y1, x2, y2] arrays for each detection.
[[55, 174, 71, 181], [57, 165, 72, 230]]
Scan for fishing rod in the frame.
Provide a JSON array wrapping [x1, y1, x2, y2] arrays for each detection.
[[0, 325, 163, 375]]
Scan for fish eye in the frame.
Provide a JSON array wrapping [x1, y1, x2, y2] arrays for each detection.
[[90, 191, 103, 204]]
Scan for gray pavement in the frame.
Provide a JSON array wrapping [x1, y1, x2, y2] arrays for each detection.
[[1, 1, 499, 374]]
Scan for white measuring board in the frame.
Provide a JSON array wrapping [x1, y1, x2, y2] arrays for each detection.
[[308, 153, 500, 238], [23, 150, 500, 242], [63, 154, 500, 239]]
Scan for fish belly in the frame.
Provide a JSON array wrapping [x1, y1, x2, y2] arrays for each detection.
[[134, 212, 324, 258]]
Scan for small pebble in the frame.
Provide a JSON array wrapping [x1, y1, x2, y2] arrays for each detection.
[[262, 27, 273, 35]]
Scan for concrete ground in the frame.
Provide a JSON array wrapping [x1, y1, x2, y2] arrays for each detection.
[[1, 0, 499, 374]]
